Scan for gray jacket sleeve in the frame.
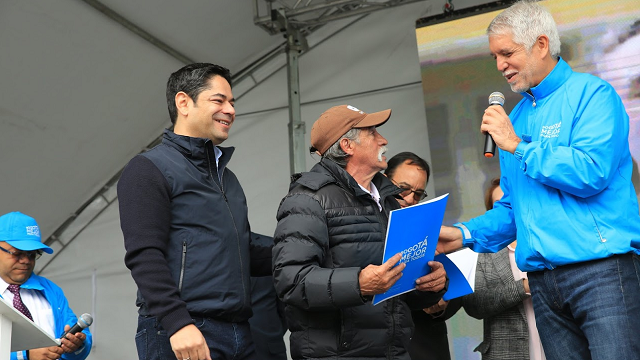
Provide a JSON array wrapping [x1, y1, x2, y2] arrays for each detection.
[[462, 250, 529, 319]]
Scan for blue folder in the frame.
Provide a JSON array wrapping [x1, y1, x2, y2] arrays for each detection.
[[373, 193, 449, 305]]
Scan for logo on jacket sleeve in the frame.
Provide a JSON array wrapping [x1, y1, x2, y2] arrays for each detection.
[[540, 121, 561, 138]]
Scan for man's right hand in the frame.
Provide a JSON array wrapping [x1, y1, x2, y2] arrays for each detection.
[[436, 226, 464, 255], [169, 324, 212, 360], [359, 253, 406, 296], [27, 346, 64, 360]]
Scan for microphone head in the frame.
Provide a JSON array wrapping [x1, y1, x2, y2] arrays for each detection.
[[488, 92, 505, 106], [78, 313, 93, 328]]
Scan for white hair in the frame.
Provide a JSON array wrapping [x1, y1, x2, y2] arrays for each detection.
[[322, 128, 361, 168], [487, 0, 561, 58]]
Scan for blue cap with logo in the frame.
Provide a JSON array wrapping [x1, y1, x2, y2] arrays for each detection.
[[0, 212, 53, 254]]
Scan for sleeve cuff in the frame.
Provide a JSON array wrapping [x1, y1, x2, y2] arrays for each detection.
[[160, 307, 195, 337], [514, 140, 528, 162], [331, 268, 367, 307], [453, 223, 473, 247]]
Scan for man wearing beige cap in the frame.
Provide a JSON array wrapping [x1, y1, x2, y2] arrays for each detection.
[[272, 105, 448, 359]]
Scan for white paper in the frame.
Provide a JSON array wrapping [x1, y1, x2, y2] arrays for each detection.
[[445, 248, 478, 291]]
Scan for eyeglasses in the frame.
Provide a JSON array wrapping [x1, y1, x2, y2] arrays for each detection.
[[391, 179, 427, 202], [0, 245, 43, 260]]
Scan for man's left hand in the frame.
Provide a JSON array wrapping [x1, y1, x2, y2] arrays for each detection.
[[415, 261, 446, 292], [60, 324, 85, 353]]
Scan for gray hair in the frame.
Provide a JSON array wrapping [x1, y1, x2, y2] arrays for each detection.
[[322, 128, 361, 168], [487, 0, 561, 58]]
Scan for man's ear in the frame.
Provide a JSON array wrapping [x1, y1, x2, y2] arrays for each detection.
[[534, 35, 550, 59], [340, 137, 355, 155], [175, 91, 192, 117]]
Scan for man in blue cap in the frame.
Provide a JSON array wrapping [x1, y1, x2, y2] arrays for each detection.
[[0, 211, 92, 360]]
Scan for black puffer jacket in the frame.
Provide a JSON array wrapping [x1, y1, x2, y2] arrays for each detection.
[[273, 159, 446, 360]]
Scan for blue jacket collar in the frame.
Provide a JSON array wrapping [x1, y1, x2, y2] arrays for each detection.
[[16, 273, 45, 291], [525, 57, 572, 100]]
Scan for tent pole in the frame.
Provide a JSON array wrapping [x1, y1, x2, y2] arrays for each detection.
[[286, 28, 307, 174]]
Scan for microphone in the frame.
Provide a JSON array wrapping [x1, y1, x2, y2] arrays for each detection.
[[484, 92, 505, 158], [59, 313, 93, 340]]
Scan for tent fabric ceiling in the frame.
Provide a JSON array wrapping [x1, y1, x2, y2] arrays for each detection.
[[1, 0, 487, 244], [2, 0, 487, 256], [1, 0, 283, 239], [85, 0, 284, 72]]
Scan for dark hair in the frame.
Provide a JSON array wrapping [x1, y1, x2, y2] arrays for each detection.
[[384, 152, 431, 181], [484, 177, 501, 211], [166, 63, 232, 124]]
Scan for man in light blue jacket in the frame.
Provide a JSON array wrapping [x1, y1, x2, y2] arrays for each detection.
[[437, 2, 640, 360], [0, 212, 92, 360]]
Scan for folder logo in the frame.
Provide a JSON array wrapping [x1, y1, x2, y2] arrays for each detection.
[[400, 237, 429, 264]]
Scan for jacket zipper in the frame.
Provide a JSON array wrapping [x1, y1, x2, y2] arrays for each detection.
[[205, 144, 248, 310], [179, 241, 187, 292], [523, 92, 556, 269], [525, 90, 537, 107], [368, 185, 397, 359], [225, 196, 248, 310], [339, 309, 346, 352], [524, 91, 537, 137], [318, 166, 401, 357]]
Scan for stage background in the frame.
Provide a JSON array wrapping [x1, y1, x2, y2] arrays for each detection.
[[4, 1, 636, 358], [416, 0, 640, 358]]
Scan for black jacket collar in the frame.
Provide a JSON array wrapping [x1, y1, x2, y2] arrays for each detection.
[[161, 129, 235, 169], [293, 158, 401, 200]]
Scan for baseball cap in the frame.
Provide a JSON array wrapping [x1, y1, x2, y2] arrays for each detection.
[[310, 105, 391, 156], [0, 212, 53, 254]]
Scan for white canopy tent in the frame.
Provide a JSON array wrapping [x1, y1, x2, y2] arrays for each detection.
[[1, 0, 488, 358]]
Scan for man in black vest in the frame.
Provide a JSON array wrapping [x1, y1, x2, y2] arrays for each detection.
[[118, 63, 271, 360]]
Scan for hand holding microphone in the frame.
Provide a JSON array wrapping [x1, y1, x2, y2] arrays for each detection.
[[482, 92, 521, 156], [58, 313, 92, 353], [59, 313, 93, 339], [483, 92, 505, 158]]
